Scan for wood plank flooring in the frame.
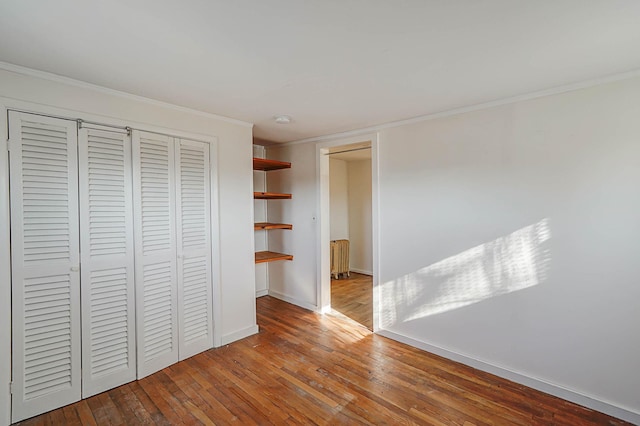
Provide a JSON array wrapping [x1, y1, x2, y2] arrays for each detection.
[[16, 296, 630, 425], [331, 272, 373, 330]]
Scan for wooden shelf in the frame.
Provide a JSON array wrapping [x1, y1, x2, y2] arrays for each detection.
[[254, 222, 293, 230], [255, 251, 293, 264], [253, 158, 291, 171], [254, 191, 291, 200], [253, 155, 293, 268]]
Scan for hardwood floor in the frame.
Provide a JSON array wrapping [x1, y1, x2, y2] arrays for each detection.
[[331, 272, 373, 330], [16, 296, 629, 425]]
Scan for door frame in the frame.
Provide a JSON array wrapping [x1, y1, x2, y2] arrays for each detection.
[[315, 132, 381, 331], [0, 104, 11, 426]]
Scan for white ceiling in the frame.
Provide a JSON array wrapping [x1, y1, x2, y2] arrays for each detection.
[[2, 1, 640, 143]]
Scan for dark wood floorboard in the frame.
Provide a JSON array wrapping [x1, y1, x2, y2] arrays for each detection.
[[331, 272, 373, 330], [15, 295, 630, 425]]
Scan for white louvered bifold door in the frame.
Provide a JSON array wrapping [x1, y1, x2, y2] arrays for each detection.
[[132, 130, 179, 378], [9, 112, 81, 422], [175, 140, 213, 360], [78, 127, 136, 397]]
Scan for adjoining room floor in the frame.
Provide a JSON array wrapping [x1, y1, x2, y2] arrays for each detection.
[[330, 272, 373, 330], [15, 296, 630, 425]]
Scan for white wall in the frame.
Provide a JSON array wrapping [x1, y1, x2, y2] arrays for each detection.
[[267, 75, 640, 422], [266, 142, 318, 310], [347, 159, 372, 275], [0, 67, 258, 425], [329, 158, 349, 240]]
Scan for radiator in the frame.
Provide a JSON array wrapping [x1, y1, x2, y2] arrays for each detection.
[[330, 239, 350, 279]]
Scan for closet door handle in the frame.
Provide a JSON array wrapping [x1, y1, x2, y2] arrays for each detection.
[[70, 266, 80, 272]]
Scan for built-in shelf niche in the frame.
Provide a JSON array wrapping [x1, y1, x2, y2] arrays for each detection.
[[253, 157, 293, 264]]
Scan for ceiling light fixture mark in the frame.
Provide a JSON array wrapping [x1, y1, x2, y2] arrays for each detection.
[[274, 115, 292, 124]]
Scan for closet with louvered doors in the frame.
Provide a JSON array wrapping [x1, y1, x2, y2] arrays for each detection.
[[132, 131, 213, 379], [8, 112, 215, 423], [8, 112, 136, 421]]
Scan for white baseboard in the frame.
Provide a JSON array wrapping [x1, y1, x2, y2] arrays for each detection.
[[377, 329, 640, 425], [220, 324, 259, 346], [349, 268, 372, 276], [268, 289, 318, 312], [255, 289, 268, 297]]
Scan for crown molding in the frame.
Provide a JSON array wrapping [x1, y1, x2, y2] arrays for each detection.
[[281, 67, 640, 146], [0, 61, 253, 128]]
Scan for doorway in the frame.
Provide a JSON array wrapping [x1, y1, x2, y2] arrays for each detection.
[[316, 133, 379, 332]]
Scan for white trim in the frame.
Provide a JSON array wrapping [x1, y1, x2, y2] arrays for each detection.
[[255, 289, 268, 297], [0, 61, 253, 128], [349, 268, 373, 276], [0, 104, 11, 426], [268, 289, 319, 312], [316, 145, 331, 313], [220, 325, 259, 346], [282, 68, 640, 146], [209, 138, 223, 348], [377, 330, 640, 425], [315, 133, 381, 330], [318, 304, 332, 315], [370, 135, 381, 333]]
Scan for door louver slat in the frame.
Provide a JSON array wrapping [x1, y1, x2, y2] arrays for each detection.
[[142, 262, 174, 360], [20, 124, 70, 266], [23, 273, 73, 400]]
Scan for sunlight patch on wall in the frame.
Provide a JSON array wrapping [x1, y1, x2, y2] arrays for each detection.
[[380, 219, 551, 328]]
